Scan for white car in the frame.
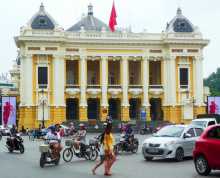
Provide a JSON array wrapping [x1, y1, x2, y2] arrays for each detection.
[[142, 125, 203, 161], [191, 118, 217, 128], [0, 125, 12, 136]]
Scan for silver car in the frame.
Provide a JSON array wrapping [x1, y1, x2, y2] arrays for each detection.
[[142, 125, 203, 161]]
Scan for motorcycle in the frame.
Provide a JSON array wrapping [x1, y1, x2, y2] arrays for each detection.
[[62, 138, 98, 162], [39, 139, 61, 168], [88, 136, 101, 160], [114, 133, 139, 155], [6, 133, 25, 154], [139, 127, 152, 135]]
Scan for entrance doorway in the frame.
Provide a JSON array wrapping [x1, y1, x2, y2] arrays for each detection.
[[87, 99, 100, 120], [129, 98, 141, 120], [109, 99, 121, 120], [150, 98, 163, 121], [66, 98, 79, 120]]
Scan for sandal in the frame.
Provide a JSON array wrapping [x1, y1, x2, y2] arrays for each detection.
[[104, 173, 112, 176], [92, 169, 96, 175]]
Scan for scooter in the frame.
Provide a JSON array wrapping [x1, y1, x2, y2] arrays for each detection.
[[114, 133, 139, 155], [6, 133, 25, 154], [88, 136, 100, 161], [39, 140, 61, 168], [62, 139, 97, 162]]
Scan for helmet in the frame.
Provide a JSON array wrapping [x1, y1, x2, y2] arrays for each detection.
[[70, 122, 74, 126], [103, 122, 108, 128], [79, 123, 85, 129], [106, 116, 112, 124]]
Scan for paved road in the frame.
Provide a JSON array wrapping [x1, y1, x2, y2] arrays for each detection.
[[0, 134, 219, 178]]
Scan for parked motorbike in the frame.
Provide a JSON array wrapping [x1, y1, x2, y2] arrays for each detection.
[[88, 136, 100, 160], [62, 138, 98, 162], [139, 127, 152, 135], [39, 140, 61, 168], [114, 133, 139, 155], [6, 133, 25, 154]]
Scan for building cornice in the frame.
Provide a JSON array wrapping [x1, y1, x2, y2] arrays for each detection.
[[15, 29, 209, 48]]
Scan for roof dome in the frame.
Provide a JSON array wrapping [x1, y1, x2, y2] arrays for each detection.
[[28, 3, 58, 30], [166, 8, 194, 33], [67, 4, 109, 32]]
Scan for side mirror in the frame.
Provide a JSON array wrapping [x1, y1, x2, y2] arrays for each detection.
[[184, 133, 192, 139]]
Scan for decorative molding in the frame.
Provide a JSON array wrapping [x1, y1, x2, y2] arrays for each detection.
[[128, 88, 143, 97], [108, 88, 122, 98], [66, 88, 80, 95]]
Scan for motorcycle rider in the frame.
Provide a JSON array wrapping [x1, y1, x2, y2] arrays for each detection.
[[10, 124, 18, 136], [68, 122, 76, 136], [74, 123, 87, 153], [10, 124, 18, 148], [45, 126, 62, 159], [125, 123, 134, 146]]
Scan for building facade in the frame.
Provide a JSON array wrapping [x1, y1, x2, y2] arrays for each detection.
[[15, 4, 209, 128]]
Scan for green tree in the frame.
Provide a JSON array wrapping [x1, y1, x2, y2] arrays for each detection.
[[204, 68, 220, 96]]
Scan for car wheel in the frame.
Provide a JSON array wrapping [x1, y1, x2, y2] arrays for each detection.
[[175, 148, 184, 162], [195, 155, 211, 176], [145, 156, 153, 161]]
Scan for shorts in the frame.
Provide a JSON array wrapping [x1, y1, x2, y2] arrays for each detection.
[[100, 155, 105, 162]]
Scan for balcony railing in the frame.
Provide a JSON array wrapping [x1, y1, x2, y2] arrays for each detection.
[[108, 85, 122, 89], [66, 84, 79, 89], [38, 84, 47, 89], [180, 85, 189, 89], [129, 85, 143, 89], [87, 85, 101, 89], [149, 85, 163, 89]]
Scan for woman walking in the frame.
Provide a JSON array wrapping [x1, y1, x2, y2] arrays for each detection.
[[92, 131, 105, 175], [103, 122, 116, 176]]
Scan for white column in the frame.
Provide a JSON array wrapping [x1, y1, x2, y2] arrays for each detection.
[[194, 56, 204, 106], [23, 54, 33, 106], [53, 54, 65, 106], [169, 56, 177, 106], [163, 57, 170, 105], [80, 56, 87, 107], [20, 55, 26, 106], [101, 57, 108, 107], [122, 57, 129, 106], [142, 57, 150, 106]]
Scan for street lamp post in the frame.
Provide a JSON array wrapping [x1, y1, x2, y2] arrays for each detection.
[[40, 89, 45, 128]]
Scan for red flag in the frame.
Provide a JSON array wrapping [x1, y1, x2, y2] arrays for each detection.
[[109, 1, 117, 32]]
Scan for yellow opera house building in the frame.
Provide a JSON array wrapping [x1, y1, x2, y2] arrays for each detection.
[[14, 4, 209, 129]]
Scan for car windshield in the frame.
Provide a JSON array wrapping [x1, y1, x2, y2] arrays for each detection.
[[191, 121, 206, 127], [154, 126, 184, 137]]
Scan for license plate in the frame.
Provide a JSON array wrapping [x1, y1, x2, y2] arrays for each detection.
[[148, 148, 159, 153]]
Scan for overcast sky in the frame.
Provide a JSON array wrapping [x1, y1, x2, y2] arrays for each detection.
[[0, 0, 219, 78]]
